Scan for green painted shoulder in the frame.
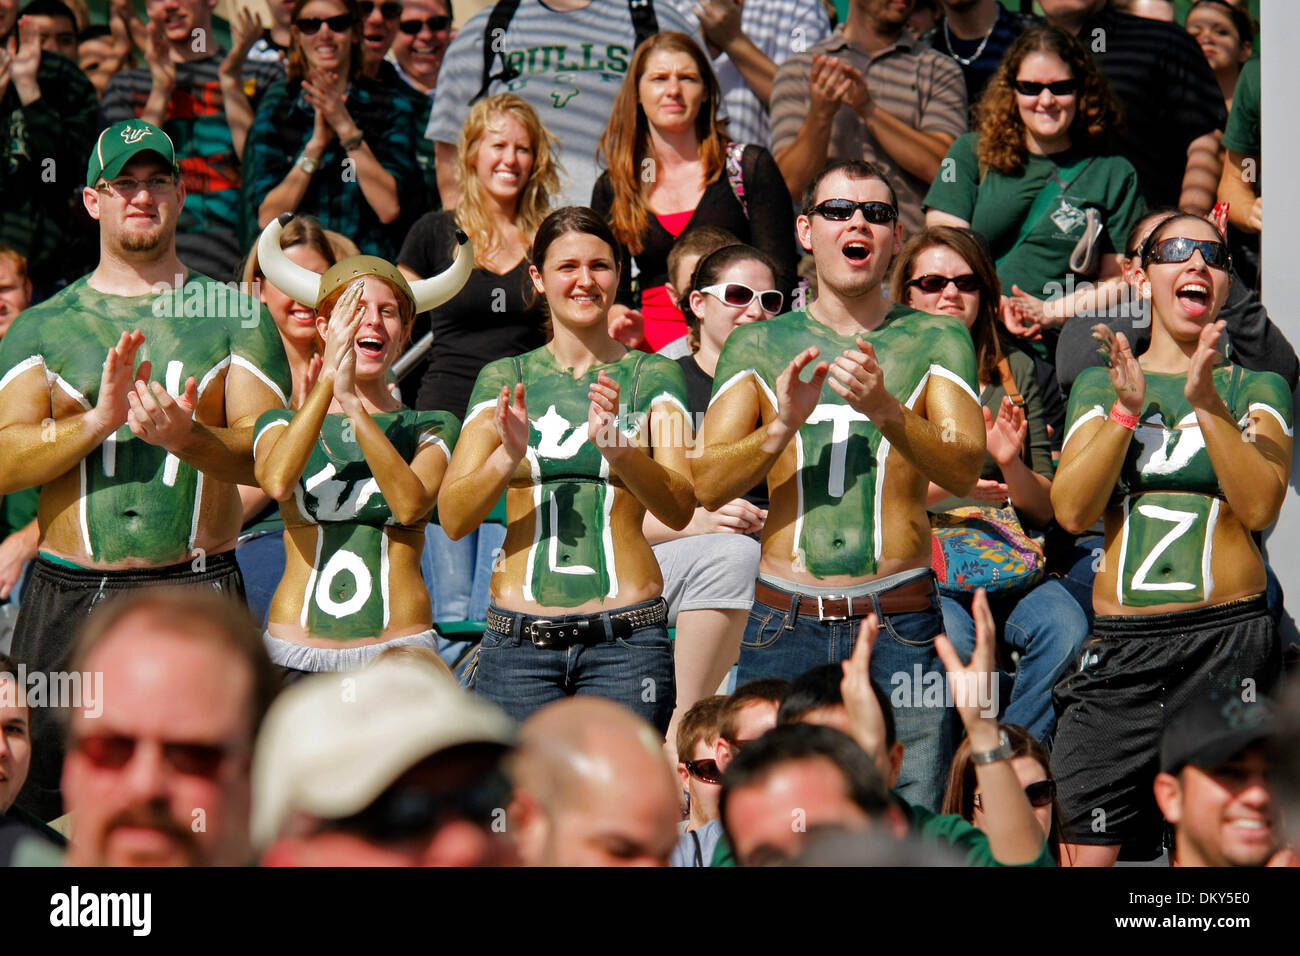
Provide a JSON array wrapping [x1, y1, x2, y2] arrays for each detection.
[[1065, 366, 1115, 432], [466, 355, 521, 420], [413, 408, 462, 454], [885, 308, 978, 391], [1237, 367, 1294, 428], [0, 280, 86, 381], [627, 351, 689, 414]]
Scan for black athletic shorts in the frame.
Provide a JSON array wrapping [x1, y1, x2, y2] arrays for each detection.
[[9, 552, 245, 823], [1051, 596, 1280, 859]]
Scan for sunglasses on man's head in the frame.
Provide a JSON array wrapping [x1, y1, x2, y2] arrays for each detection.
[[359, 0, 402, 18], [399, 14, 452, 33], [700, 282, 784, 315], [295, 13, 356, 34], [683, 758, 723, 785], [1012, 79, 1078, 97], [1143, 236, 1232, 271], [74, 732, 233, 779], [809, 199, 897, 224], [974, 778, 1057, 811], [907, 273, 980, 294]]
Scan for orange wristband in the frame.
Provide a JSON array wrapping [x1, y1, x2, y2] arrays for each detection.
[[1109, 402, 1138, 430]]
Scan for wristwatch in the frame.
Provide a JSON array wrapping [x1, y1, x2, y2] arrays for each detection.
[[296, 154, 321, 174], [970, 730, 1013, 765]]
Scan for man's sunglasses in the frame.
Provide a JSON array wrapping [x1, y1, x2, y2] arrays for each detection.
[[974, 778, 1057, 811], [700, 282, 784, 315], [359, 0, 402, 19], [295, 13, 356, 34], [683, 758, 723, 785], [1012, 79, 1078, 97], [399, 15, 452, 34], [329, 769, 512, 841], [74, 732, 233, 779], [809, 199, 898, 224], [95, 175, 177, 196], [907, 272, 981, 294], [1143, 236, 1232, 271]]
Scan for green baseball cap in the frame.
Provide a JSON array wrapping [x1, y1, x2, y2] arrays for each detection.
[[86, 120, 179, 186]]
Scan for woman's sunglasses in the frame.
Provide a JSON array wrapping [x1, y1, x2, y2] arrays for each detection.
[[700, 282, 784, 315], [1012, 79, 1078, 97], [907, 273, 981, 294], [683, 758, 723, 785], [295, 13, 356, 35], [974, 778, 1057, 810], [809, 199, 898, 224], [1143, 236, 1232, 271], [399, 15, 452, 33]]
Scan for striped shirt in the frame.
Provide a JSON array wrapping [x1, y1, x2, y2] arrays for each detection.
[[1074, 7, 1227, 209], [426, 0, 704, 209], [664, 0, 832, 150], [100, 52, 285, 282], [770, 26, 968, 237]]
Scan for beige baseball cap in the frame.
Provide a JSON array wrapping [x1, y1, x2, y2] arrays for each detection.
[[250, 658, 515, 848]]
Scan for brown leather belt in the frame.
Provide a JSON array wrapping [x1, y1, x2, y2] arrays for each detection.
[[753, 575, 935, 620]]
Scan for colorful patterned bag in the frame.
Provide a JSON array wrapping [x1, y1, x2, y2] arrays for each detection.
[[931, 504, 1045, 597]]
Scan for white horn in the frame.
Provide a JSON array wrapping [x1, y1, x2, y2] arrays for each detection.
[[257, 214, 322, 307], [409, 229, 475, 313]]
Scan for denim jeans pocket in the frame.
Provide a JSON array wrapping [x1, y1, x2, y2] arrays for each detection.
[[740, 604, 785, 650], [479, 627, 512, 651], [880, 606, 941, 648], [614, 623, 672, 652]]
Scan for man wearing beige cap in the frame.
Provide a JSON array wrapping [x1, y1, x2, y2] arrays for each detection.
[[253, 656, 519, 866]]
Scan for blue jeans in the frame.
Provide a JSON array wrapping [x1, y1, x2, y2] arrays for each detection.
[[422, 522, 506, 669], [940, 578, 1088, 746], [470, 598, 676, 734], [737, 587, 955, 812], [235, 530, 286, 628]]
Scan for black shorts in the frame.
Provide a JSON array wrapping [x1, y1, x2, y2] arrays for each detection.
[[1051, 596, 1280, 859], [9, 553, 245, 823]]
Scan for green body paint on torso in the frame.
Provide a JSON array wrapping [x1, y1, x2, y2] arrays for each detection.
[[466, 347, 688, 608], [0, 275, 291, 564], [711, 307, 978, 579], [255, 407, 459, 639], [1065, 365, 1294, 606]]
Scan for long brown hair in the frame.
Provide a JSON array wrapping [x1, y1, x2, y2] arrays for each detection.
[[454, 94, 559, 270], [941, 723, 1064, 864], [287, 0, 364, 84], [892, 226, 1003, 387], [974, 24, 1122, 176], [595, 32, 728, 256]]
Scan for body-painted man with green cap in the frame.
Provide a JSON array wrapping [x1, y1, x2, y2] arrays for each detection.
[[0, 120, 292, 821], [694, 161, 986, 810]]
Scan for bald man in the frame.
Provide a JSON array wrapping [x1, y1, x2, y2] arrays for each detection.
[[507, 698, 681, 866]]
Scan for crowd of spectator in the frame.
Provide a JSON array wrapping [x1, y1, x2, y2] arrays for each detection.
[[0, 0, 1295, 870]]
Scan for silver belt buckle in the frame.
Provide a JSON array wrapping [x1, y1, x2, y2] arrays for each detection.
[[526, 619, 555, 647], [816, 594, 852, 621]]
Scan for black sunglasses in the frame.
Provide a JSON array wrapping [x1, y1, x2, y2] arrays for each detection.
[[907, 272, 981, 294], [1012, 79, 1078, 97], [295, 13, 356, 34], [330, 768, 512, 841], [399, 14, 452, 34], [1143, 236, 1232, 271], [359, 0, 402, 18], [809, 199, 898, 224], [74, 732, 233, 778], [974, 778, 1057, 811], [684, 758, 723, 785]]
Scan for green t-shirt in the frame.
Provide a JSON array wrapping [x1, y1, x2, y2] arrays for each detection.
[[1222, 58, 1260, 156], [711, 306, 978, 579], [465, 347, 689, 609], [707, 800, 1055, 866], [0, 275, 292, 565], [1063, 363, 1293, 608], [0, 487, 39, 540], [253, 407, 459, 639], [923, 132, 1146, 299]]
